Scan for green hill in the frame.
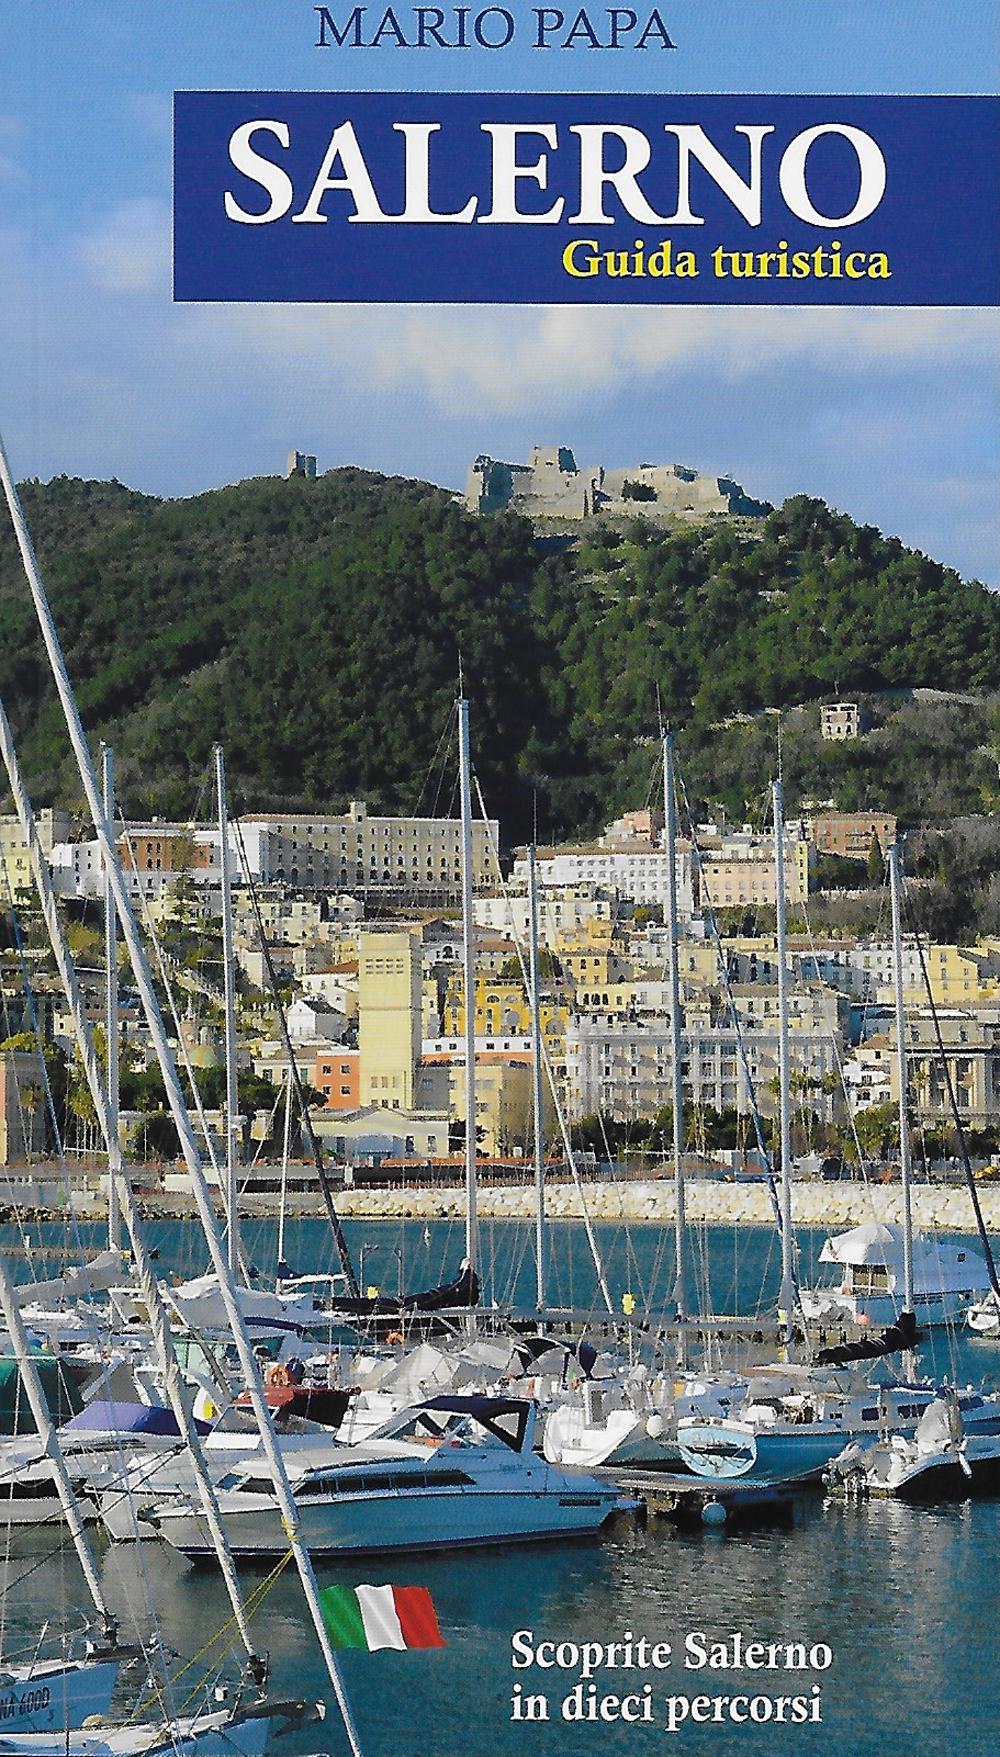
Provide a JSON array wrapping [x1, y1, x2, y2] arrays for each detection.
[[1, 470, 997, 843]]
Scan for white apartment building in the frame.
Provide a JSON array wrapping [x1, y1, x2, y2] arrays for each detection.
[[512, 845, 695, 916], [472, 892, 613, 945], [566, 1011, 842, 1123]]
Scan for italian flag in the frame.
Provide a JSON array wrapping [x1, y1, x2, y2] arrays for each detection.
[[319, 1584, 445, 1652]]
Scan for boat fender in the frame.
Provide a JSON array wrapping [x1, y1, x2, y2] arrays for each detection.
[[193, 1387, 220, 1424], [701, 1499, 727, 1527], [386, 1331, 405, 1346], [646, 1413, 665, 1439]]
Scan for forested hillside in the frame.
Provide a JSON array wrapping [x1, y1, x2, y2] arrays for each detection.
[[0, 469, 997, 842]]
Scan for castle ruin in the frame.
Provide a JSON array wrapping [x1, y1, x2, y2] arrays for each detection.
[[465, 444, 769, 522]]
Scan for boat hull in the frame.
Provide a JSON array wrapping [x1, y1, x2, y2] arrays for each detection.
[[156, 1485, 622, 1559], [0, 1661, 120, 1735]]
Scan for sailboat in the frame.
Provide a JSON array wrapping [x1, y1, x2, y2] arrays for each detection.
[[675, 826, 929, 1485], [0, 434, 367, 1757], [0, 1699, 325, 1757]]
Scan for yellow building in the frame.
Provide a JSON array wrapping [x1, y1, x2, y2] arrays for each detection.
[[241, 800, 498, 898], [853, 940, 1000, 1009], [358, 929, 421, 1110], [442, 974, 569, 1059], [699, 833, 811, 909], [575, 980, 670, 1014], [0, 809, 70, 897], [416, 1052, 553, 1156], [557, 948, 631, 986]]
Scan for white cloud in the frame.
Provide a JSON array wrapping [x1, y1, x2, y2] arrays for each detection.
[[184, 300, 998, 413], [77, 197, 171, 294]]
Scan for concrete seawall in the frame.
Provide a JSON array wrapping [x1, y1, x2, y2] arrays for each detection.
[[239, 1177, 1000, 1232]]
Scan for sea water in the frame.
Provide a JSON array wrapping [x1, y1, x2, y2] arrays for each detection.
[[2, 1214, 997, 1757]]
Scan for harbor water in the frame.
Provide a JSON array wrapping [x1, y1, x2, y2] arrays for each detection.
[[2, 1214, 998, 1757]]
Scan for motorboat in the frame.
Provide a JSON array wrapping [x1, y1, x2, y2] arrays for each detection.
[[826, 1392, 1000, 1500], [676, 1365, 1000, 1483], [91, 1420, 347, 1544], [0, 1402, 213, 1529], [966, 1289, 1000, 1336], [799, 1221, 993, 1328], [150, 1395, 628, 1559]]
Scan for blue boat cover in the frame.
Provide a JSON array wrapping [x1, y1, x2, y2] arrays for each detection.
[[61, 1400, 210, 1436]]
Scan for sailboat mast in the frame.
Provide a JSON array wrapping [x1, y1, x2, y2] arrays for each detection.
[[214, 743, 241, 1280], [101, 743, 122, 1253], [0, 434, 364, 1757], [458, 696, 479, 1275], [527, 844, 545, 1309], [0, 691, 263, 1674], [664, 734, 686, 1361], [772, 778, 795, 1349], [277, 1066, 293, 1278], [888, 840, 915, 1313]]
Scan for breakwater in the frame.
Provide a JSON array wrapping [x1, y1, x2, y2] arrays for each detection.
[[216, 1176, 1000, 1231]]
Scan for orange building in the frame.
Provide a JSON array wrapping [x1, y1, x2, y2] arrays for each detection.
[[808, 811, 896, 861], [313, 1048, 361, 1110], [118, 829, 212, 874]]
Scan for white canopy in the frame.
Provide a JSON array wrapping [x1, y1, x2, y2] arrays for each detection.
[[15, 1248, 127, 1310]]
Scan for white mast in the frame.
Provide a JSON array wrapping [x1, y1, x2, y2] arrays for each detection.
[[772, 778, 795, 1350], [214, 743, 241, 1280], [888, 841, 915, 1315], [458, 696, 479, 1275], [664, 733, 686, 1362], [0, 434, 364, 1757], [101, 742, 122, 1252], [527, 843, 545, 1310], [277, 1066, 293, 1279]]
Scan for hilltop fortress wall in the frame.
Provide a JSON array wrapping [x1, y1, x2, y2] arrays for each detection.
[[465, 444, 770, 522]]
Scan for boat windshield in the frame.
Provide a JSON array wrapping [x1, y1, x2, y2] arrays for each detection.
[[374, 1398, 531, 1453]]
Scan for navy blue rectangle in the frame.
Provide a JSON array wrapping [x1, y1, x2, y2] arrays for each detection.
[[173, 92, 999, 305]]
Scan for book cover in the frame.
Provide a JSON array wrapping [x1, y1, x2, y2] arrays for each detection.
[[1, 5, 998, 1757]]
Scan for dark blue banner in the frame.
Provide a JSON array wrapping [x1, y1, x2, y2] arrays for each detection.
[[173, 92, 999, 305]]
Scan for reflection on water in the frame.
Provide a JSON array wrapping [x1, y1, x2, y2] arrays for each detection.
[[0, 1216, 997, 1755]]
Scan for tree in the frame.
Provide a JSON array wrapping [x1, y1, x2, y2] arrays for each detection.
[[866, 833, 884, 884]]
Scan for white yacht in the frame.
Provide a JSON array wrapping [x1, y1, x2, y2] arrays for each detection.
[[150, 1396, 627, 1559], [799, 1221, 993, 1328]]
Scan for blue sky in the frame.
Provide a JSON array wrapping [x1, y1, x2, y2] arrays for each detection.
[[1, 1, 997, 582]]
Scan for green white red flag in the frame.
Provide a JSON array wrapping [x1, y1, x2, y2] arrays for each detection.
[[318, 1583, 445, 1652]]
